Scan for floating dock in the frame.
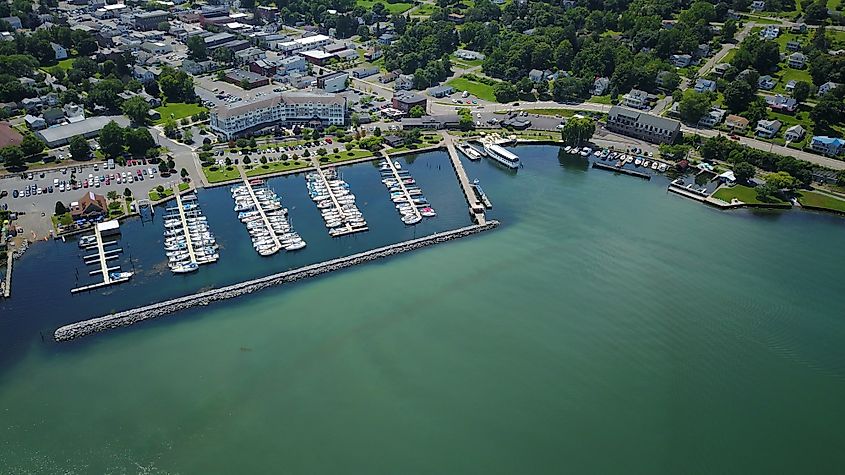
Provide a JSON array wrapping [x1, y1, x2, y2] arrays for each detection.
[[71, 222, 130, 294], [238, 171, 283, 254], [591, 161, 652, 180], [2, 251, 12, 298], [442, 133, 487, 224], [380, 154, 422, 224], [309, 161, 368, 237], [172, 187, 199, 264]]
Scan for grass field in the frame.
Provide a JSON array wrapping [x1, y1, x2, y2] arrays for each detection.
[[521, 108, 584, 117], [203, 165, 240, 183], [148, 187, 174, 201], [447, 76, 498, 102], [356, 0, 413, 14], [413, 2, 438, 16], [712, 184, 789, 205], [797, 190, 845, 212], [324, 149, 374, 164], [588, 95, 613, 105], [245, 160, 309, 177], [155, 103, 207, 124]]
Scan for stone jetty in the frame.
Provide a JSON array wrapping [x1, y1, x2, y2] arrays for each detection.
[[54, 221, 499, 341]]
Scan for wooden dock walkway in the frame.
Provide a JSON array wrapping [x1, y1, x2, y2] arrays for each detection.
[[238, 169, 283, 253], [591, 161, 652, 180], [70, 225, 130, 294], [441, 132, 487, 224], [310, 159, 367, 237], [379, 152, 422, 223], [2, 251, 11, 298], [173, 186, 198, 264]]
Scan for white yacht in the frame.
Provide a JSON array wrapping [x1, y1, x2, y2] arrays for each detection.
[[483, 142, 520, 169]]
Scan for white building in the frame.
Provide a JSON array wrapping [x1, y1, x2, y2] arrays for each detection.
[[210, 92, 346, 139], [316, 71, 348, 93], [50, 42, 68, 60], [622, 89, 650, 110], [755, 119, 781, 139]]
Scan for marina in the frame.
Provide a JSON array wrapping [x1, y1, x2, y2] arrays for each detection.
[[163, 190, 219, 274], [231, 177, 305, 256], [71, 220, 133, 293], [378, 156, 435, 225], [456, 141, 483, 161], [444, 133, 488, 224], [306, 164, 368, 237], [591, 160, 652, 180]]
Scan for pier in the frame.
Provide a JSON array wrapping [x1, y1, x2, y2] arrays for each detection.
[[380, 152, 422, 223], [2, 251, 11, 298], [172, 187, 198, 264], [54, 221, 500, 341], [442, 133, 487, 224], [238, 169, 282, 253], [71, 223, 130, 294], [310, 159, 368, 237], [591, 161, 652, 180]]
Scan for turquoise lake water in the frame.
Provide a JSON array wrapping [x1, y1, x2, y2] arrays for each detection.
[[1, 146, 844, 473]]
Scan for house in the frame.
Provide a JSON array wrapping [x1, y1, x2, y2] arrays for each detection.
[[696, 44, 710, 58], [43, 108, 65, 125], [759, 25, 779, 41], [606, 106, 680, 144], [351, 66, 379, 79], [751, 0, 766, 12], [766, 94, 797, 113], [447, 12, 465, 24], [694, 78, 717, 93], [622, 89, 651, 110], [697, 107, 726, 128], [133, 65, 156, 83], [784, 125, 805, 142], [810, 135, 845, 155], [819, 81, 839, 96], [235, 47, 266, 65], [528, 69, 544, 82], [0, 122, 23, 148], [24, 114, 46, 130], [591, 77, 610, 96], [364, 48, 382, 61], [63, 103, 85, 123], [725, 114, 749, 132], [70, 192, 109, 219], [455, 49, 485, 61], [380, 71, 399, 83], [785, 80, 797, 93], [790, 23, 807, 34], [395, 74, 414, 91], [0, 16, 22, 30], [383, 135, 405, 148], [21, 97, 43, 112], [427, 85, 454, 98], [50, 42, 68, 60], [788, 52, 805, 69], [392, 91, 427, 113], [670, 54, 692, 68], [786, 40, 801, 52], [758, 75, 776, 90], [755, 119, 781, 139]]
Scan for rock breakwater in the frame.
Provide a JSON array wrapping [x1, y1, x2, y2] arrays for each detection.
[[54, 221, 499, 341]]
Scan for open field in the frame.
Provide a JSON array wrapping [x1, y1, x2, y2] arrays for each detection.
[[356, 0, 413, 14], [797, 190, 845, 212], [245, 161, 309, 177], [447, 76, 498, 102], [713, 184, 789, 206], [202, 165, 240, 183], [155, 103, 207, 124]]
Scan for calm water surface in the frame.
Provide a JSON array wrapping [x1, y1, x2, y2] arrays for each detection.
[[1, 146, 844, 473]]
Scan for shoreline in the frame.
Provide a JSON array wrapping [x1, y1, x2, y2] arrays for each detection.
[[54, 221, 499, 341]]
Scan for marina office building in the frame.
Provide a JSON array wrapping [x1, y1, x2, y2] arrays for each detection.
[[605, 106, 681, 144], [210, 92, 346, 139]]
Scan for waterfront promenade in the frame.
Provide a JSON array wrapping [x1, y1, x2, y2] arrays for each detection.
[[441, 132, 487, 224]]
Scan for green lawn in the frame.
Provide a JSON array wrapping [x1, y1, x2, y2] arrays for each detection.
[[712, 184, 789, 205], [413, 2, 438, 16], [450, 54, 483, 68], [446, 76, 498, 102], [775, 66, 813, 90], [245, 160, 310, 177], [588, 95, 613, 105], [521, 108, 583, 117], [323, 149, 374, 164], [355, 0, 413, 14], [797, 190, 845, 212], [722, 48, 737, 64], [155, 102, 207, 124], [148, 187, 174, 201], [202, 165, 241, 183]]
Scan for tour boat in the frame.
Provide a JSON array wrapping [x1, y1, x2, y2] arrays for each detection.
[[483, 142, 520, 169]]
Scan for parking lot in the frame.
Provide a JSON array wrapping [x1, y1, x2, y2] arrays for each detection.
[[0, 162, 181, 239]]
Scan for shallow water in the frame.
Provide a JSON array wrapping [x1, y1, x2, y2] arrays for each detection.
[[1, 145, 844, 473]]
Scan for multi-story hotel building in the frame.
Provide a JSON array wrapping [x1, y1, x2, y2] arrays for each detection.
[[210, 92, 346, 139]]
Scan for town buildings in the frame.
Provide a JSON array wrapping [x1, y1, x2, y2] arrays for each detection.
[[210, 92, 346, 139], [606, 106, 681, 144]]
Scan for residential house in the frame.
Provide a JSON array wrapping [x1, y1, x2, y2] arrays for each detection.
[[0, 16, 22, 30], [24, 114, 46, 130], [235, 47, 266, 65], [696, 43, 710, 58], [755, 119, 782, 138], [43, 108, 65, 125], [697, 107, 726, 128], [50, 42, 68, 60], [379, 71, 398, 83], [787, 52, 805, 69], [63, 103, 85, 123], [622, 89, 651, 110], [784, 124, 805, 142], [810, 135, 845, 155], [395, 74, 414, 91], [751, 1, 766, 12], [759, 25, 779, 40], [758, 75, 776, 90], [591, 77, 610, 96], [670, 54, 692, 68], [786, 40, 801, 52], [790, 23, 807, 34], [427, 85, 454, 98], [785, 80, 797, 93], [819, 81, 839, 96], [21, 97, 43, 112], [605, 106, 681, 144], [694, 78, 717, 93], [528, 69, 544, 82], [455, 49, 485, 61], [766, 94, 797, 113], [725, 115, 749, 134], [133, 65, 156, 83]]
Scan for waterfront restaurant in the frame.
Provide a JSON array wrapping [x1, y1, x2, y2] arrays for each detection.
[[70, 192, 108, 220]]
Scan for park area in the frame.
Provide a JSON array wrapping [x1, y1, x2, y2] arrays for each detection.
[[446, 76, 497, 102], [155, 103, 208, 124], [356, 0, 413, 14], [796, 190, 845, 213], [712, 184, 790, 206]]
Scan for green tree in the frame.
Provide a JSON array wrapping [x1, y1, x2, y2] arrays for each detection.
[[121, 96, 150, 125], [409, 105, 425, 118], [126, 128, 155, 157], [765, 171, 797, 190], [99, 121, 125, 159], [163, 118, 178, 137], [20, 134, 44, 157], [723, 80, 755, 112], [792, 81, 812, 104], [733, 162, 755, 182], [107, 190, 118, 201], [68, 135, 91, 161], [493, 81, 518, 103], [678, 90, 711, 124], [0, 146, 24, 169], [180, 168, 188, 178], [182, 129, 193, 144], [54, 201, 67, 215], [561, 117, 596, 146], [187, 36, 207, 61]]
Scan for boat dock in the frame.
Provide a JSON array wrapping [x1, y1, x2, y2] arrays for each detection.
[[172, 187, 198, 264], [238, 170, 283, 253], [591, 161, 652, 180], [2, 251, 12, 298], [309, 160, 368, 237], [71, 222, 130, 294], [380, 153, 422, 223], [442, 133, 487, 224]]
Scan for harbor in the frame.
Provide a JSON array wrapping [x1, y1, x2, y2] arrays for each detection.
[[71, 221, 132, 293], [163, 190, 219, 274], [231, 175, 304, 256], [443, 133, 488, 224], [378, 155, 436, 225], [306, 162, 368, 237]]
